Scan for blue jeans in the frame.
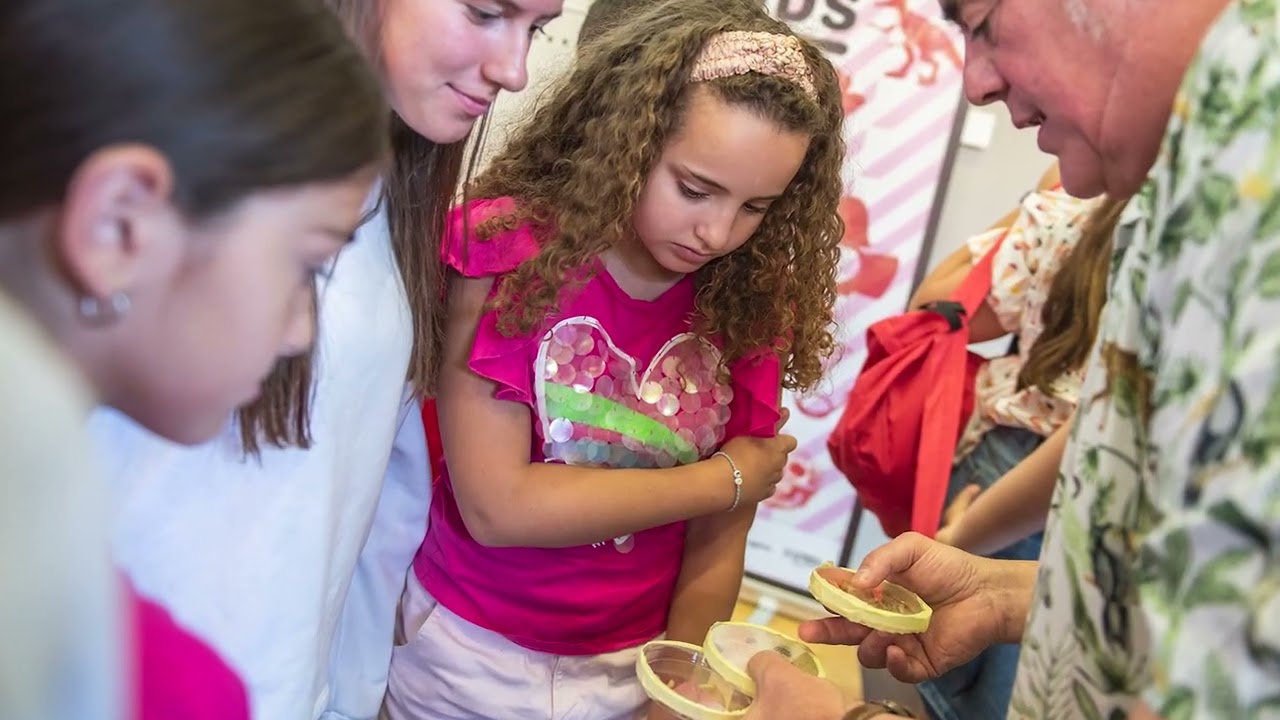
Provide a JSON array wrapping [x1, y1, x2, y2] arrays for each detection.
[[917, 425, 1045, 720]]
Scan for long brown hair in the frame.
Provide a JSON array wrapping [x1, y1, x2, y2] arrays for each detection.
[[464, 0, 845, 392], [237, 0, 471, 452], [1017, 195, 1126, 393]]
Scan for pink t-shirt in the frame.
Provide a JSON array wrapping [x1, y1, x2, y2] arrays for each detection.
[[129, 584, 249, 720], [413, 198, 780, 656]]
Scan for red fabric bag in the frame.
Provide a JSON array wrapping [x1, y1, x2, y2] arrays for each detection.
[[827, 234, 1005, 538]]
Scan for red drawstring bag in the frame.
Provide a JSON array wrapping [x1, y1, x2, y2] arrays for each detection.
[[827, 234, 1004, 538]]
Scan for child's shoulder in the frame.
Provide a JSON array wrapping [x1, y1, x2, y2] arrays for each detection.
[[443, 196, 542, 278]]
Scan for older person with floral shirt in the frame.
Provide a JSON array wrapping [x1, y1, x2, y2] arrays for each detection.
[[743, 0, 1279, 718]]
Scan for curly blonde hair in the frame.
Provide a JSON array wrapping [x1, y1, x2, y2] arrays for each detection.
[[460, 0, 845, 393]]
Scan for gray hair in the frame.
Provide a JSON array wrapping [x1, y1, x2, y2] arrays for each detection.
[[1065, 0, 1107, 41]]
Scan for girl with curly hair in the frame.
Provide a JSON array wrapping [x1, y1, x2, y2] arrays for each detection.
[[383, 2, 846, 718]]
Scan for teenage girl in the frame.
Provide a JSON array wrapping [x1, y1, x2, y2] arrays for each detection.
[[0, 0, 385, 717], [384, 1, 846, 718]]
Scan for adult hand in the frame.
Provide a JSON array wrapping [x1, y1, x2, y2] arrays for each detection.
[[742, 651, 847, 720], [798, 532, 1036, 683]]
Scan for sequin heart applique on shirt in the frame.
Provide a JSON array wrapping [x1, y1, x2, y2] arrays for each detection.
[[534, 317, 734, 553]]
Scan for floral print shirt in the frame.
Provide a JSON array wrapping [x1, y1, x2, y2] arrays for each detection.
[[1010, 2, 1280, 717]]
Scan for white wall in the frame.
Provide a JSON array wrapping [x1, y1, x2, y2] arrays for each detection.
[[927, 104, 1054, 273]]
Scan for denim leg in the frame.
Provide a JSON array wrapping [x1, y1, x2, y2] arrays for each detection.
[[919, 426, 1045, 720]]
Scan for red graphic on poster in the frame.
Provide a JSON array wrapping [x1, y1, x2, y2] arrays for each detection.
[[837, 69, 867, 116], [796, 196, 901, 421], [764, 459, 823, 510], [836, 196, 898, 299], [875, 0, 963, 86], [794, 393, 837, 420]]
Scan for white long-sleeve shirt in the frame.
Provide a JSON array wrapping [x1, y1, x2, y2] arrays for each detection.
[[89, 193, 432, 720], [0, 292, 122, 720]]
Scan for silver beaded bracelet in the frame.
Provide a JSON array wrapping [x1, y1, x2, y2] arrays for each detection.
[[713, 451, 743, 512]]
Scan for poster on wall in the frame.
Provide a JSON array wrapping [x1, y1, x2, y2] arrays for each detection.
[[745, 0, 967, 594]]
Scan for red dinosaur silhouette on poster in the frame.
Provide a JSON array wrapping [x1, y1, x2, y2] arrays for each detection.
[[764, 459, 824, 510], [836, 68, 866, 115], [836, 196, 898, 299], [875, 0, 963, 86]]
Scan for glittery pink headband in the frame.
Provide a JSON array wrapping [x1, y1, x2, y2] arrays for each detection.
[[689, 30, 818, 100]]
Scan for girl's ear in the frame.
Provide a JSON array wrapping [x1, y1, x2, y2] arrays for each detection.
[[53, 145, 175, 303]]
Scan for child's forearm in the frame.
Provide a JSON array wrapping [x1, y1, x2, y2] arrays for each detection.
[[462, 458, 740, 549], [908, 245, 974, 310], [948, 419, 1071, 555], [663, 504, 757, 645]]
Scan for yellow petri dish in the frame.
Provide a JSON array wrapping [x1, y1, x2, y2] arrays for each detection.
[[636, 640, 752, 720], [808, 562, 932, 634], [703, 622, 826, 698]]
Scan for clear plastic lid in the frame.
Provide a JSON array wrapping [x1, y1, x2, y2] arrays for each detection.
[[636, 641, 752, 720], [703, 622, 825, 697]]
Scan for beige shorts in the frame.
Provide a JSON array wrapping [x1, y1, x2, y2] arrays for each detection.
[[380, 573, 650, 720]]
